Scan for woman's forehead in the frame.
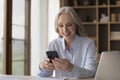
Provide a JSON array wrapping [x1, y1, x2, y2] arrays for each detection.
[[58, 13, 74, 23]]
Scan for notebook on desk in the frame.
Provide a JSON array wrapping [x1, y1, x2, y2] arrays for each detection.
[[94, 51, 120, 80]]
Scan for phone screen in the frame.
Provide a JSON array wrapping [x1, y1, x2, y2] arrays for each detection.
[[46, 51, 59, 63]]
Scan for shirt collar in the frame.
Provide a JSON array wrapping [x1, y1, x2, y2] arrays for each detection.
[[62, 38, 66, 50], [71, 35, 79, 50], [61, 35, 80, 51]]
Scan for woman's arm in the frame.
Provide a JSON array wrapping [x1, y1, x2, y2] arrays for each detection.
[[70, 39, 98, 78]]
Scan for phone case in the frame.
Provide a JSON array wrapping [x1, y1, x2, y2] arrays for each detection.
[[46, 51, 59, 63]]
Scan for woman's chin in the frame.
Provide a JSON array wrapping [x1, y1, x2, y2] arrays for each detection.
[[63, 36, 70, 39]]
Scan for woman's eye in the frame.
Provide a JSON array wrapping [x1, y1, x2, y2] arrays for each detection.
[[67, 24, 72, 26], [58, 25, 63, 28]]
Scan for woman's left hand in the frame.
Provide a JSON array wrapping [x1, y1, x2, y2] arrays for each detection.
[[52, 58, 73, 72]]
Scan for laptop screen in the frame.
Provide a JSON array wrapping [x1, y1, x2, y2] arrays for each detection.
[[94, 51, 120, 80]]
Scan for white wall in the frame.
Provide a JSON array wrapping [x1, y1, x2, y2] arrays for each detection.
[[31, 0, 60, 76], [0, 0, 4, 38], [31, 0, 48, 76], [48, 0, 60, 43]]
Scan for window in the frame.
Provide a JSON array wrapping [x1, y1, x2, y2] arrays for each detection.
[[12, 0, 25, 75], [1, 0, 60, 75], [1, 0, 31, 75]]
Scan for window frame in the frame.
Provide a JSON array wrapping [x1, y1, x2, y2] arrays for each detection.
[[3, 0, 31, 75]]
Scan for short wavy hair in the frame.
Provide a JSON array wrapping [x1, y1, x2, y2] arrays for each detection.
[[55, 7, 86, 37]]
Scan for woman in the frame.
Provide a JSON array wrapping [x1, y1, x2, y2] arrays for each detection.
[[38, 7, 98, 78]]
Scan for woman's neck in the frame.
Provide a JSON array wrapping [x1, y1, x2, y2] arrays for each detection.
[[65, 36, 76, 51]]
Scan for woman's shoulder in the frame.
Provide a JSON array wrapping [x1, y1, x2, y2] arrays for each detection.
[[76, 36, 95, 47], [79, 36, 94, 42], [49, 37, 63, 45]]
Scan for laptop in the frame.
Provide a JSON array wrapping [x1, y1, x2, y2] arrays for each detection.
[[94, 51, 120, 80]]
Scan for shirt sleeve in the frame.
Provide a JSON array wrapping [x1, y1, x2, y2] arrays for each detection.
[[38, 69, 53, 77], [70, 39, 98, 78], [38, 41, 55, 77], [70, 65, 95, 78]]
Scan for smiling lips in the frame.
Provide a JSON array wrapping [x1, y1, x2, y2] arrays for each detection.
[[62, 32, 71, 36]]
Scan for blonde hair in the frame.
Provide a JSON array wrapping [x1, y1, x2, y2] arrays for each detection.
[[55, 7, 86, 37]]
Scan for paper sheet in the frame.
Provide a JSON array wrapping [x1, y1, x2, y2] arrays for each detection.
[[0, 75, 67, 80]]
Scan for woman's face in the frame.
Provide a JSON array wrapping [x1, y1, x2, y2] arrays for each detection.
[[57, 13, 77, 40]]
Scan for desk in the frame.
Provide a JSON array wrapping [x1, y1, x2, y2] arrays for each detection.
[[0, 75, 94, 80], [65, 78, 94, 80]]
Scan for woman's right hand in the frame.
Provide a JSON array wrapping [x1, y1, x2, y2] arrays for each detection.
[[39, 58, 55, 71]]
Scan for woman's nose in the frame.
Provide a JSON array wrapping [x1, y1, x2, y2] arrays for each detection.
[[63, 26, 68, 32]]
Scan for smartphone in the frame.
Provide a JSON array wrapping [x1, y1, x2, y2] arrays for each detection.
[[46, 51, 59, 63]]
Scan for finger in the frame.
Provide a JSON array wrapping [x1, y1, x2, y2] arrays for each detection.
[[52, 59, 65, 70], [42, 59, 55, 70], [43, 63, 55, 70], [54, 58, 64, 64], [44, 65, 55, 70], [53, 58, 72, 71], [45, 58, 50, 62]]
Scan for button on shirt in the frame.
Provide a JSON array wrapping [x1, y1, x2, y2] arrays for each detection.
[[38, 35, 98, 78]]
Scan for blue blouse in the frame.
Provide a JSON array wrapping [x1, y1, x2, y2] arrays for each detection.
[[38, 35, 98, 78]]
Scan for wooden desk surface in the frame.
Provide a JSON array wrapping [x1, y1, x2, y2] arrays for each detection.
[[0, 75, 94, 80]]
